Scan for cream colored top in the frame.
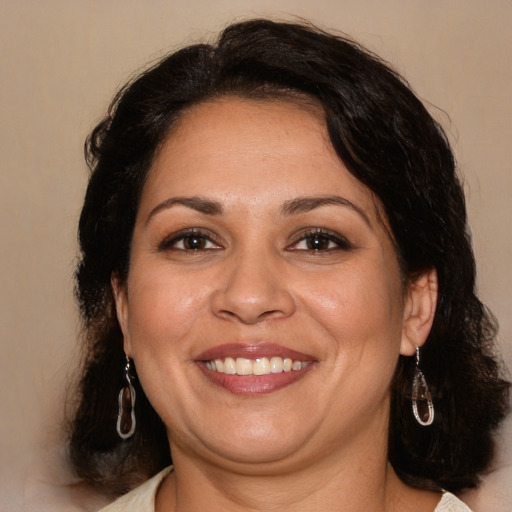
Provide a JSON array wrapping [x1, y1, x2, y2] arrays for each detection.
[[98, 466, 473, 512]]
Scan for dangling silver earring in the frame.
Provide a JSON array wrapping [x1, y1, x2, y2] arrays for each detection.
[[116, 355, 136, 440], [412, 347, 434, 426]]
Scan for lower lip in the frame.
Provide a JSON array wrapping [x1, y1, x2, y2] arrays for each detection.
[[197, 363, 314, 395]]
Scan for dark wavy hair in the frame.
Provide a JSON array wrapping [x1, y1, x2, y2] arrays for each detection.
[[69, 19, 509, 497]]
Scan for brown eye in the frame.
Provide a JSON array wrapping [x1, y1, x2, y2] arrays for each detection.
[[183, 235, 208, 250], [306, 235, 332, 251], [159, 230, 222, 252], [289, 229, 353, 252]]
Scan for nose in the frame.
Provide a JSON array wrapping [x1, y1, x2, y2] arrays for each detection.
[[211, 250, 296, 325]]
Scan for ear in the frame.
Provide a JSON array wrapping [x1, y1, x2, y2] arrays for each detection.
[[111, 273, 133, 356], [400, 268, 438, 356]]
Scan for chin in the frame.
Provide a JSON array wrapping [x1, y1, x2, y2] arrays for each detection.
[[192, 415, 312, 466]]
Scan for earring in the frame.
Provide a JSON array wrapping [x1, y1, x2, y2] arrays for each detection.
[[116, 356, 136, 440], [412, 347, 434, 426]]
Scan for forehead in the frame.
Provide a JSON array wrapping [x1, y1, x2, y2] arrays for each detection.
[[143, 96, 375, 210], [161, 95, 328, 163]]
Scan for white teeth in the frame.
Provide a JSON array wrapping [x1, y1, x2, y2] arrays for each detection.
[[270, 356, 283, 373], [253, 357, 270, 375], [205, 356, 308, 375], [236, 358, 253, 375], [224, 357, 236, 374]]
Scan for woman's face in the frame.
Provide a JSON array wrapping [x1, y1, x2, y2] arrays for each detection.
[[114, 97, 431, 471]]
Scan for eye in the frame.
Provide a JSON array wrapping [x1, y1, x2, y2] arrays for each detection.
[[289, 229, 352, 252], [158, 230, 222, 251]]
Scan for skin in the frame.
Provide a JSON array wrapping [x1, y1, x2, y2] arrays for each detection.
[[113, 97, 440, 511]]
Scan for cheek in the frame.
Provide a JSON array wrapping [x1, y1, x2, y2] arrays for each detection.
[[300, 263, 403, 341], [123, 269, 214, 427], [125, 267, 212, 352]]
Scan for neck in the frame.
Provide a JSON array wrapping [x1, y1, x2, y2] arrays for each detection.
[[155, 422, 430, 512]]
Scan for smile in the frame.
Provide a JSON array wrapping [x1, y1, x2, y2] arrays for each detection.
[[204, 357, 309, 375], [196, 344, 315, 395]]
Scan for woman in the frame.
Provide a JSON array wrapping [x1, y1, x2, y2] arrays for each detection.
[[69, 19, 509, 511]]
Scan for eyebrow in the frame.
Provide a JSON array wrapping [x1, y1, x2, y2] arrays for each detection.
[[281, 196, 372, 228], [145, 194, 372, 228], [145, 196, 224, 225]]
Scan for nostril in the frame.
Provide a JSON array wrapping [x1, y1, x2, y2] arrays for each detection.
[[210, 262, 296, 324], [258, 309, 282, 320], [217, 307, 283, 324], [213, 292, 296, 325]]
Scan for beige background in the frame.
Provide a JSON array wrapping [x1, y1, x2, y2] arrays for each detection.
[[1, 1, 511, 511]]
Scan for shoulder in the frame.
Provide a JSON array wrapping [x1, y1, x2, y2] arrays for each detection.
[[97, 467, 172, 512], [434, 492, 473, 512]]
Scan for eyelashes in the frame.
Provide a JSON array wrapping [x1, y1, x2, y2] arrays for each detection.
[[288, 228, 353, 252], [158, 229, 222, 252], [158, 228, 354, 254]]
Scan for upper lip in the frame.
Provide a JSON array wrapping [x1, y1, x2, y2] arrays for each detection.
[[195, 343, 315, 362]]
